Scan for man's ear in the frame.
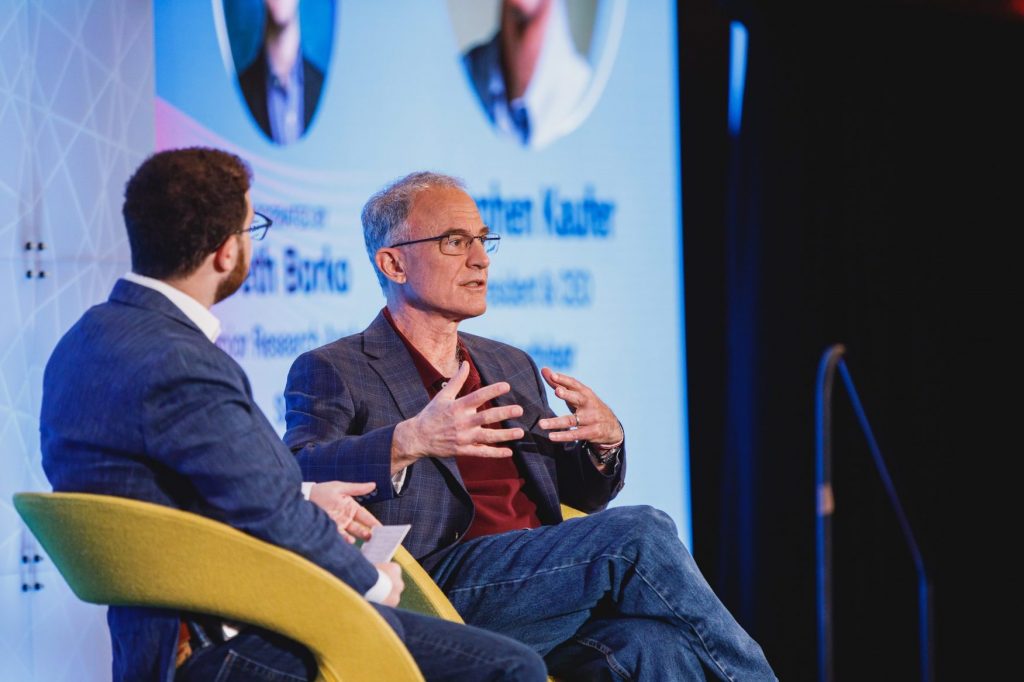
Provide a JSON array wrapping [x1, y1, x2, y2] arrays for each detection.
[[211, 234, 239, 274], [375, 248, 406, 284]]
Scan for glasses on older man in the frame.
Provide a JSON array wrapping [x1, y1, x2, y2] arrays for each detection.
[[388, 230, 501, 255], [245, 211, 273, 241]]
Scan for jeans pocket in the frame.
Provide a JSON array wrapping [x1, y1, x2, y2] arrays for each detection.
[[213, 650, 308, 682], [571, 637, 633, 681]]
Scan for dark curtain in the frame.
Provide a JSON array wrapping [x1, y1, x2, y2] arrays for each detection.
[[681, 2, 1021, 680]]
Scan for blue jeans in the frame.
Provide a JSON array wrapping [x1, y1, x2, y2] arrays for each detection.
[[546, 617, 711, 681], [175, 606, 546, 682], [430, 505, 777, 682]]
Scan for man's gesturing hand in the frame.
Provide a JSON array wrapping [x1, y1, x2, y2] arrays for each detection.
[[309, 481, 382, 543], [538, 367, 623, 446], [390, 361, 525, 473]]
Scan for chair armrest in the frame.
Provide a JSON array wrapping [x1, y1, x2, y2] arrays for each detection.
[[14, 492, 423, 682], [560, 504, 587, 520], [394, 546, 465, 623]]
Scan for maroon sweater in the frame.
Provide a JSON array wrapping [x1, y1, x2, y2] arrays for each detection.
[[383, 309, 541, 540]]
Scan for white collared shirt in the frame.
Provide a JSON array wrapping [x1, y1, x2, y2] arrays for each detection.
[[122, 272, 221, 342]]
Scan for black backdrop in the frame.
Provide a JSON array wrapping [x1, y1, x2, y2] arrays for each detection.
[[679, 1, 1021, 679]]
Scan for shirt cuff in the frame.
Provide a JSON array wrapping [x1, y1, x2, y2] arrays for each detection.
[[592, 438, 624, 452], [363, 568, 393, 604], [300, 482, 315, 500], [391, 467, 408, 494]]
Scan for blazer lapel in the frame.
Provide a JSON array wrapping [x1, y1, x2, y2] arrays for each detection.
[[363, 314, 431, 419]]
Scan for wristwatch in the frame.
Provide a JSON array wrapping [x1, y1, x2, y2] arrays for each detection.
[[588, 443, 621, 467]]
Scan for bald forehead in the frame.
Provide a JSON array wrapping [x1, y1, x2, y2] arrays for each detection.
[[406, 186, 484, 237]]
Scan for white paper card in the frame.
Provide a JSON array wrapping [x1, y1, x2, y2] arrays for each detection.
[[360, 524, 412, 563]]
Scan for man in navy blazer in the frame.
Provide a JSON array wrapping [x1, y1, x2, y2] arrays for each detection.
[[238, 0, 324, 145], [284, 172, 777, 681], [40, 149, 545, 682]]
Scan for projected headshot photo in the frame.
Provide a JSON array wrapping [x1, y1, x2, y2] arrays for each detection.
[[219, 0, 336, 146], [450, 0, 624, 150]]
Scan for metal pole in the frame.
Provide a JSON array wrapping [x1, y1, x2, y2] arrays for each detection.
[[814, 343, 845, 682]]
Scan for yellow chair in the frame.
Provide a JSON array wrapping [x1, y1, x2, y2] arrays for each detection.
[[13, 492, 423, 682], [394, 545, 465, 623], [393, 505, 588, 681], [559, 504, 589, 521]]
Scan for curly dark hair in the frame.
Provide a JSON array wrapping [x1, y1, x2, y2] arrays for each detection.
[[123, 147, 252, 279]]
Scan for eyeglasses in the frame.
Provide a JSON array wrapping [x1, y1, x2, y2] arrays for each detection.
[[388, 231, 500, 255], [245, 211, 273, 241]]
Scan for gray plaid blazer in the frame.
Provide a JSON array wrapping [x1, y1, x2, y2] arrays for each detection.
[[283, 311, 626, 570]]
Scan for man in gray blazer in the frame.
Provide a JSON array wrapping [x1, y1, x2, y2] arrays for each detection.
[[40, 149, 545, 682], [284, 172, 777, 681]]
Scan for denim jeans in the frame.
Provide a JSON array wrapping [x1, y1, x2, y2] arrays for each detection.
[[545, 618, 711, 681], [175, 606, 546, 682], [430, 505, 777, 682], [175, 626, 314, 682]]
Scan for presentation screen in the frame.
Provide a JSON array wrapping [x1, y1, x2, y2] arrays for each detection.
[[154, 0, 689, 542]]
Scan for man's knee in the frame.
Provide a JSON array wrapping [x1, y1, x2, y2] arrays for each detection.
[[599, 505, 679, 542], [477, 633, 547, 682], [505, 645, 549, 682], [590, 506, 700, 574]]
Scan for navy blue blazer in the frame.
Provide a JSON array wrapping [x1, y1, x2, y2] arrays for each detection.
[[283, 312, 626, 571], [40, 280, 380, 682]]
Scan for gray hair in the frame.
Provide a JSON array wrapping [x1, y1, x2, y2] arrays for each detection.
[[361, 171, 466, 290]]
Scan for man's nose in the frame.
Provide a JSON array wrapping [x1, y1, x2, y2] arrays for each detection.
[[467, 237, 490, 268]]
